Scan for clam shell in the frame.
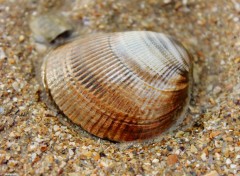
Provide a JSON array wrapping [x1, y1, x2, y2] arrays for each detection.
[[30, 12, 73, 44], [42, 31, 193, 142]]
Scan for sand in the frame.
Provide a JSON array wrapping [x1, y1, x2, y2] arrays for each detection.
[[0, 0, 239, 175]]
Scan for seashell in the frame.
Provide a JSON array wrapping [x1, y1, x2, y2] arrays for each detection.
[[41, 31, 193, 142], [30, 12, 73, 44]]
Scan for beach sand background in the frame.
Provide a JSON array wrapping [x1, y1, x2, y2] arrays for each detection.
[[0, 0, 239, 175]]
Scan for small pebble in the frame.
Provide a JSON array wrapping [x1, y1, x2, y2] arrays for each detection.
[[236, 154, 240, 159], [8, 160, 17, 168], [233, 16, 239, 22], [93, 153, 100, 161], [179, 146, 185, 151], [69, 149, 74, 156], [190, 144, 198, 153], [201, 153, 207, 161], [167, 145, 173, 151], [234, 57, 240, 63], [19, 35, 25, 42], [175, 131, 184, 137], [175, 149, 181, 155], [53, 125, 60, 131], [224, 136, 233, 142], [31, 153, 37, 161], [212, 86, 222, 95], [40, 145, 48, 152], [0, 47, 6, 60], [0, 107, 4, 114], [167, 154, 178, 166], [230, 164, 236, 169], [152, 158, 159, 163], [100, 161, 108, 167], [12, 81, 20, 92], [232, 0, 240, 12], [226, 158, 232, 165], [99, 152, 106, 157], [209, 131, 221, 139]]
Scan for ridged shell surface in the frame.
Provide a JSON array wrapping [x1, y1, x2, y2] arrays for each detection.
[[42, 31, 192, 142]]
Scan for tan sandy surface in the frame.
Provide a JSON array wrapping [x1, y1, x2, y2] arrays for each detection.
[[0, 0, 239, 175]]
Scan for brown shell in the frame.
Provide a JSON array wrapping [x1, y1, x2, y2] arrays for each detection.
[[42, 31, 193, 142]]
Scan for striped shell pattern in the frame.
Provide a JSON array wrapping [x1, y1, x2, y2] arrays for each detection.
[[42, 31, 192, 142]]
